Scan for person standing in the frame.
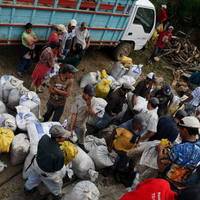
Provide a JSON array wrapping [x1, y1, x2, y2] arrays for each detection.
[[147, 26, 173, 64], [30, 41, 60, 93], [17, 23, 38, 78], [155, 5, 168, 28], [43, 64, 78, 122], [24, 125, 71, 200], [74, 22, 90, 56]]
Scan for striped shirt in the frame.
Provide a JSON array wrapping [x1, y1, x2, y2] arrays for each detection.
[[185, 86, 200, 107]]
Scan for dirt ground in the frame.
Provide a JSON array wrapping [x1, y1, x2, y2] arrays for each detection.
[[0, 43, 175, 200]]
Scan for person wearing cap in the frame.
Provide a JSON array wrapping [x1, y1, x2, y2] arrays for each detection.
[[107, 113, 147, 183], [48, 24, 67, 57], [147, 26, 173, 64], [155, 5, 168, 28], [156, 116, 200, 189], [74, 22, 90, 56], [139, 97, 159, 142], [179, 86, 200, 115], [150, 84, 174, 117], [43, 64, 78, 122], [149, 110, 187, 143], [94, 82, 134, 133], [56, 19, 77, 58], [121, 72, 157, 123], [24, 125, 71, 200], [66, 84, 97, 146]]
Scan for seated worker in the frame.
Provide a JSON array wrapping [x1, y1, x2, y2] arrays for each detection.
[[150, 84, 174, 118], [149, 110, 187, 143], [179, 86, 200, 115], [93, 82, 134, 133], [121, 72, 157, 123], [24, 125, 71, 200], [156, 116, 200, 189], [107, 114, 147, 183], [140, 97, 159, 142]]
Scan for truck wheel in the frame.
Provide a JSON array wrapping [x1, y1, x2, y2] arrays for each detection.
[[113, 42, 132, 61]]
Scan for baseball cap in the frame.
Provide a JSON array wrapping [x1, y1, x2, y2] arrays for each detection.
[[163, 84, 171, 96], [84, 84, 96, 97], [50, 125, 71, 138], [161, 4, 167, 9], [147, 72, 158, 83], [177, 185, 200, 200], [148, 97, 159, 107], [133, 113, 147, 128], [81, 22, 88, 28], [122, 82, 134, 91], [62, 64, 79, 74], [57, 24, 67, 33], [175, 110, 187, 120], [70, 19, 77, 27], [168, 26, 174, 30], [179, 116, 200, 129]]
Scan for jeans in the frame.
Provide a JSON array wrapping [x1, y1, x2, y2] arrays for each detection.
[[96, 111, 118, 129], [187, 165, 200, 186], [43, 101, 65, 122], [62, 49, 69, 58], [17, 57, 32, 74], [184, 104, 196, 115], [149, 45, 163, 61], [82, 48, 86, 56], [121, 106, 134, 124]]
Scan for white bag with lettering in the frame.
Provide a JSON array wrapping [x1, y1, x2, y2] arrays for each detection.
[[0, 113, 17, 132], [125, 64, 143, 81]]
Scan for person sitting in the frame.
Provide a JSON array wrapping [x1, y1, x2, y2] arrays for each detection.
[[149, 110, 187, 143], [156, 116, 200, 189]]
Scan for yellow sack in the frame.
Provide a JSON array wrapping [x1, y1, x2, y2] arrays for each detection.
[[0, 127, 14, 153], [123, 62, 133, 68], [167, 103, 185, 116], [101, 70, 108, 79], [120, 56, 132, 64], [95, 79, 110, 99], [151, 23, 163, 41], [60, 141, 78, 165], [160, 139, 169, 154]]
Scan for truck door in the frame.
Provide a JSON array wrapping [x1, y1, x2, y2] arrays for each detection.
[[121, 6, 155, 50]]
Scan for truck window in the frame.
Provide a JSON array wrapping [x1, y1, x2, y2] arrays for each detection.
[[133, 7, 154, 33]]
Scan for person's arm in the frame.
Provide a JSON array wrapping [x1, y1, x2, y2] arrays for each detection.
[[56, 57, 74, 64], [48, 86, 58, 95], [165, 100, 173, 112], [70, 113, 77, 138], [87, 99, 95, 117], [53, 87, 70, 97], [58, 40, 62, 57], [187, 80, 191, 87], [146, 93, 150, 100], [179, 95, 194, 106], [140, 131, 156, 142], [23, 37, 35, 46], [33, 34, 39, 42], [108, 129, 117, 152], [132, 94, 137, 107], [105, 97, 117, 116], [86, 35, 90, 49], [156, 144, 168, 170]]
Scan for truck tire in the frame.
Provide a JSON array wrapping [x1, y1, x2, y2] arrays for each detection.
[[113, 42, 132, 61]]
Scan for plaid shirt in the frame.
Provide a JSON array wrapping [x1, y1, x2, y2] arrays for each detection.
[[39, 47, 54, 67], [185, 86, 200, 107]]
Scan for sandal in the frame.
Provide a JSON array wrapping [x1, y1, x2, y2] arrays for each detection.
[[36, 90, 44, 93]]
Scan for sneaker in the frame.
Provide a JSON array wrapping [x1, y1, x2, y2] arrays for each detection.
[[16, 72, 23, 78]]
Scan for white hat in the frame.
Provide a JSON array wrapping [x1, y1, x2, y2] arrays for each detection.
[[179, 116, 200, 128], [57, 24, 67, 33], [168, 26, 174, 30], [161, 5, 167, 9], [70, 19, 77, 27], [122, 82, 135, 91], [147, 72, 158, 83]]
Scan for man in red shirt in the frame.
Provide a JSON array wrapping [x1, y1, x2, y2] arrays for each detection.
[[147, 26, 173, 64], [156, 5, 168, 28]]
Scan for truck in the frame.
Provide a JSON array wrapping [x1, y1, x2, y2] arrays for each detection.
[[0, 0, 156, 60]]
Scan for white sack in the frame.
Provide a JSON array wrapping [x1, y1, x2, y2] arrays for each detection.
[[80, 71, 101, 88], [133, 96, 148, 113], [49, 62, 60, 78], [0, 113, 17, 132], [16, 106, 39, 131], [20, 91, 41, 119], [125, 64, 143, 81], [62, 181, 100, 200], [0, 101, 7, 114], [117, 75, 136, 86], [72, 145, 98, 182], [100, 76, 120, 90], [88, 145, 118, 170], [116, 104, 128, 122], [10, 133, 30, 166], [110, 61, 128, 80], [0, 160, 7, 173]]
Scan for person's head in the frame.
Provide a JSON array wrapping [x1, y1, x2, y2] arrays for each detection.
[[50, 125, 71, 143], [62, 64, 79, 79], [121, 82, 134, 94], [81, 22, 88, 31], [167, 26, 174, 34], [174, 110, 187, 121], [83, 84, 96, 101], [132, 113, 147, 132], [68, 19, 77, 31], [25, 23, 33, 34], [48, 41, 60, 52], [146, 72, 158, 84], [161, 4, 167, 10], [56, 24, 67, 35], [177, 116, 199, 140], [162, 84, 171, 96], [176, 185, 200, 200], [147, 97, 159, 110]]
